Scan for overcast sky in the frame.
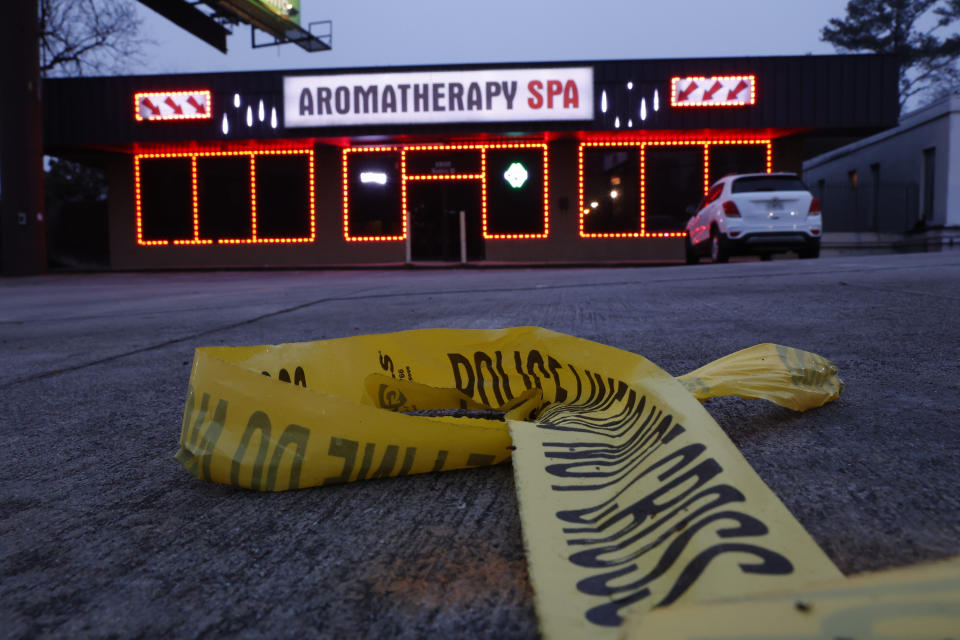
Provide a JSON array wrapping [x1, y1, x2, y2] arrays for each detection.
[[133, 0, 852, 75]]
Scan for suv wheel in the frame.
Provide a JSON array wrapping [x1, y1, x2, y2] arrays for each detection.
[[798, 238, 820, 259], [684, 234, 700, 265], [710, 229, 729, 263]]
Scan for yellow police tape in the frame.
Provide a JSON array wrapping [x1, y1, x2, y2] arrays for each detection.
[[175, 327, 857, 637], [624, 554, 960, 639]]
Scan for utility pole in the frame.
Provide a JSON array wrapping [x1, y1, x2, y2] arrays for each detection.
[[0, 0, 47, 275]]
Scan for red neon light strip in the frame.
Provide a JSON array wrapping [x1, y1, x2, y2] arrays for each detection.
[[405, 173, 485, 181], [578, 138, 772, 239], [400, 150, 409, 242], [342, 142, 550, 242], [342, 146, 407, 243], [134, 148, 315, 246], [172, 156, 213, 245], [134, 90, 213, 121], [669, 75, 757, 108]]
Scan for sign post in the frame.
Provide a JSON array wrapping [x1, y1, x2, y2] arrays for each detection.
[[0, 0, 46, 275]]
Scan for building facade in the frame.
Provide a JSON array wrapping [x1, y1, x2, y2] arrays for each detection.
[[803, 94, 960, 250], [43, 54, 899, 269]]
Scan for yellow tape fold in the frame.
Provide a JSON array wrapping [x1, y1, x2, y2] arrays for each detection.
[[175, 327, 849, 637]]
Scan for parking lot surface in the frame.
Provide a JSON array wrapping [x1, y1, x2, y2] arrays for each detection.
[[2, 252, 959, 638]]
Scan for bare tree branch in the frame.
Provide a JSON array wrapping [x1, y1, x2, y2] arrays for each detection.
[[39, 0, 149, 77]]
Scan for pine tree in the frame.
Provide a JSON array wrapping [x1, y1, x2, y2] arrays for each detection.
[[821, 0, 960, 112]]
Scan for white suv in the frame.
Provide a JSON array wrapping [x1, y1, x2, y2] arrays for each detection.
[[684, 173, 822, 263]]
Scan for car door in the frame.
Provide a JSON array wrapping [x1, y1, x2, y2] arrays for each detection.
[[690, 182, 721, 245]]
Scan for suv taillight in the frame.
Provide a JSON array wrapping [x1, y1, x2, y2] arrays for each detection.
[[809, 197, 821, 214], [722, 201, 741, 217]]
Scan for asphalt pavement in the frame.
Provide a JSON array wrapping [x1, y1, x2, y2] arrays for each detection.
[[2, 251, 959, 638]]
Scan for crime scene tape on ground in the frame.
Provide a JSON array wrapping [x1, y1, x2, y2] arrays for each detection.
[[175, 327, 845, 637], [623, 554, 960, 639]]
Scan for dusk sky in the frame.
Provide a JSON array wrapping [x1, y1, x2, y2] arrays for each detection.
[[132, 0, 853, 75]]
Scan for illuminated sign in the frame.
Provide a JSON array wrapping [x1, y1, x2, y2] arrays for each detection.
[[284, 67, 594, 127], [257, 0, 300, 23], [670, 75, 757, 108], [360, 171, 388, 185], [134, 90, 212, 121], [503, 162, 529, 189]]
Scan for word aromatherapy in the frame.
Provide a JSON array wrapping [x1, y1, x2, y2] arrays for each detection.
[[284, 67, 594, 127]]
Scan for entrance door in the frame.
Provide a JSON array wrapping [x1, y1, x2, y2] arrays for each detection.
[[407, 181, 485, 261]]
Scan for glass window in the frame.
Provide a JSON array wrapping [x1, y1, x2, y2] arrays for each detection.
[[138, 157, 193, 242], [732, 175, 809, 193], [645, 146, 703, 233], [709, 145, 767, 185], [254, 154, 312, 239], [922, 147, 935, 221], [485, 148, 547, 237], [345, 150, 403, 239], [197, 156, 252, 241], [581, 148, 640, 235]]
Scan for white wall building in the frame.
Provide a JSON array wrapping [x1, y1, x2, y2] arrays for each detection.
[[803, 94, 959, 252]]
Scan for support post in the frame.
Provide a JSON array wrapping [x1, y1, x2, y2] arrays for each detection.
[[459, 210, 467, 264], [0, 0, 46, 275]]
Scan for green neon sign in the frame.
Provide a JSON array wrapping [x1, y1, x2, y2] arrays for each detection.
[[503, 162, 529, 189]]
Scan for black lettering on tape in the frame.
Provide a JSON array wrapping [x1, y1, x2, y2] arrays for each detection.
[[568, 364, 583, 403], [579, 510, 791, 626], [230, 411, 272, 490], [432, 450, 448, 472], [495, 351, 514, 401], [467, 453, 496, 467], [324, 437, 359, 485], [379, 351, 395, 377], [474, 351, 504, 407], [179, 386, 227, 482], [448, 353, 475, 398], [264, 424, 310, 491], [294, 367, 307, 388], [398, 447, 417, 476], [527, 350, 546, 390], [548, 356, 567, 403], [355, 442, 377, 481], [514, 351, 533, 390], [530, 380, 792, 628], [369, 444, 399, 479]]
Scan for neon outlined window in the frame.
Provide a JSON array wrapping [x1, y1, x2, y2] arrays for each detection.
[[578, 139, 772, 238], [133, 148, 316, 246], [342, 142, 550, 242]]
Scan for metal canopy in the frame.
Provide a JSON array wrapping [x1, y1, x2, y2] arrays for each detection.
[[137, 0, 331, 53]]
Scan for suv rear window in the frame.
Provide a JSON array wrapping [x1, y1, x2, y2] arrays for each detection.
[[731, 175, 808, 193]]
